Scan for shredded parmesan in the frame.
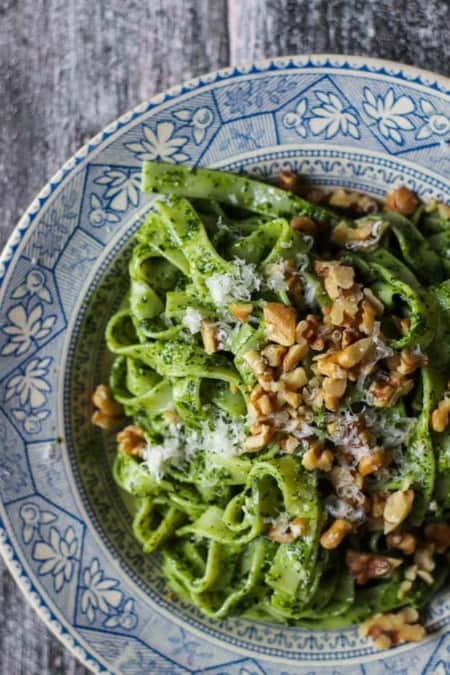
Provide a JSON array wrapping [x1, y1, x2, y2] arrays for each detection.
[[183, 307, 203, 334], [143, 413, 246, 481], [205, 259, 261, 305]]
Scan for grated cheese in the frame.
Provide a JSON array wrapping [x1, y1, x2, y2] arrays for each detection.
[[182, 307, 203, 334], [143, 413, 246, 481], [205, 259, 261, 305]]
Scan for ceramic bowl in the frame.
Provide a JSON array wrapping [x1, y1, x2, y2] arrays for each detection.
[[0, 55, 449, 674]]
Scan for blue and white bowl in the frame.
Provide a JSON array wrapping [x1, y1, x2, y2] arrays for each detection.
[[0, 55, 449, 674]]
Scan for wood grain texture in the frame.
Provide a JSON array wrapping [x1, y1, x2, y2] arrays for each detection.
[[228, 0, 450, 70], [0, 1, 448, 673]]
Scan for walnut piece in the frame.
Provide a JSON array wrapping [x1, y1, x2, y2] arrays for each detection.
[[360, 608, 426, 650], [268, 516, 308, 543], [302, 442, 334, 472], [346, 550, 402, 585], [261, 343, 287, 368], [290, 215, 319, 235], [320, 518, 352, 549], [282, 342, 309, 371], [358, 448, 384, 476], [385, 186, 418, 216], [91, 384, 122, 429], [200, 320, 218, 354], [425, 523, 450, 553], [230, 302, 253, 322], [383, 489, 414, 534], [278, 170, 298, 192], [314, 260, 355, 300], [386, 532, 417, 555], [244, 423, 274, 452], [264, 303, 297, 346], [431, 397, 450, 432], [117, 425, 147, 458]]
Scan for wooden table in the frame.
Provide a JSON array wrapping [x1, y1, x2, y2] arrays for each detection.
[[1, 1, 448, 672]]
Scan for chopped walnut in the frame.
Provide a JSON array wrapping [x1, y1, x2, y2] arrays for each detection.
[[91, 384, 122, 429], [320, 518, 352, 549], [314, 260, 355, 300], [346, 550, 402, 585], [358, 448, 384, 476], [200, 320, 219, 354], [268, 516, 307, 543], [437, 202, 450, 219], [385, 186, 418, 216], [414, 542, 435, 573], [230, 302, 253, 322], [261, 343, 287, 368], [295, 314, 320, 343], [306, 187, 327, 204], [370, 373, 414, 407], [282, 341, 309, 371], [425, 523, 450, 553], [277, 384, 302, 408], [117, 425, 147, 458], [397, 348, 429, 375], [280, 435, 300, 454], [243, 349, 267, 376], [264, 303, 297, 346], [243, 423, 274, 452], [290, 215, 319, 235], [278, 170, 298, 192], [281, 366, 307, 391], [322, 376, 347, 411], [328, 188, 378, 214], [360, 608, 426, 650], [387, 532, 417, 555], [384, 489, 415, 534], [302, 441, 334, 471], [431, 397, 450, 432]]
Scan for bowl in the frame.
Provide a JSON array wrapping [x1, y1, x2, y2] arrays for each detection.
[[0, 55, 449, 674]]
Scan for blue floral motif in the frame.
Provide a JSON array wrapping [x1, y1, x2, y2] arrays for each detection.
[[310, 91, 360, 139], [172, 106, 214, 145], [103, 598, 138, 630], [11, 270, 52, 304], [32, 525, 78, 592], [93, 168, 141, 212], [12, 408, 50, 434], [223, 76, 299, 116], [362, 87, 415, 145], [415, 99, 450, 141], [125, 121, 189, 162], [20, 502, 57, 544], [6, 356, 52, 408], [0, 303, 56, 356], [80, 558, 138, 630], [88, 194, 121, 228], [282, 99, 308, 137]]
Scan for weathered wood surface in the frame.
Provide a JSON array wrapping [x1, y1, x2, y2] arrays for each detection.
[[0, 0, 448, 672]]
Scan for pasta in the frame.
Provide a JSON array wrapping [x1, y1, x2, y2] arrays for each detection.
[[92, 163, 450, 646]]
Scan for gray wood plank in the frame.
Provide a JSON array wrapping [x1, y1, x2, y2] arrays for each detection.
[[0, 0, 229, 250], [228, 0, 450, 74]]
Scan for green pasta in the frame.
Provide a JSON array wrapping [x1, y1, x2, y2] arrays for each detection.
[[96, 162, 450, 641]]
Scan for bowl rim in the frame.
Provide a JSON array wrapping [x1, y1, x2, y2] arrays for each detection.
[[0, 53, 449, 673]]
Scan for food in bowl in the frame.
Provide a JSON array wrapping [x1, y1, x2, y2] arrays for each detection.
[[91, 162, 450, 650]]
